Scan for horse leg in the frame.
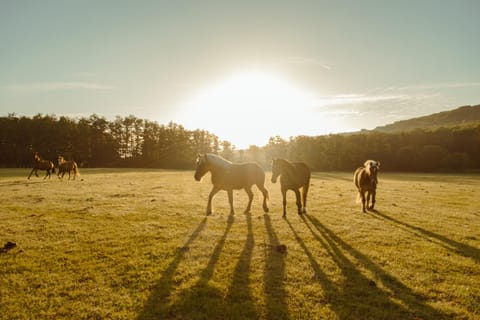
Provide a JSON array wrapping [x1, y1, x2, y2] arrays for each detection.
[[44, 170, 49, 180], [256, 183, 269, 213], [27, 168, 36, 179], [281, 187, 287, 217], [360, 191, 367, 213], [366, 191, 371, 210], [244, 187, 253, 214], [206, 186, 220, 215], [228, 189, 235, 215], [369, 189, 376, 210], [301, 183, 309, 214], [294, 189, 302, 215]]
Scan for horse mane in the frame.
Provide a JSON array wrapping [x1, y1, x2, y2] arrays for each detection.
[[275, 158, 298, 171], [206, 153, 232, 169]]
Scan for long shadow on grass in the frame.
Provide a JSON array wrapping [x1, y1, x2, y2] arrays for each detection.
[[143, 214, 237, 319], [372, 210, 479, 263], [137, 217, 207, 320], [225, 213, 258, 319], [263, 214, 289, 320], [168, 214, 235, 318], [303, 214, 452, 319]]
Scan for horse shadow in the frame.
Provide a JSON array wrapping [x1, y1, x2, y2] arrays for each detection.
[[138, 213, 260, 319], [263, 214, 289, 320], [288, 214, 452, 319], [372, 210, 479, 263], [136, 217, 207, 319]]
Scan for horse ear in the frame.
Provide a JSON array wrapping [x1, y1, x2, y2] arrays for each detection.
[[377, 160, 381, 167]]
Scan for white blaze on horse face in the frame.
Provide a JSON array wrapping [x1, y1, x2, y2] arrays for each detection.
[[194, 156, 207, 181]]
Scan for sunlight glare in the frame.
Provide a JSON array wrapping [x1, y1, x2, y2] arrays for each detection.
[[178, 70, 318, 148]]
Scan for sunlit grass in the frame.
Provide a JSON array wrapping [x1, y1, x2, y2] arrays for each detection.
[[0, 169, 479, 319]]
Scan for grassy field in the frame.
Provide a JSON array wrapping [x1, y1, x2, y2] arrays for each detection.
[[0, 168, 479, 319]]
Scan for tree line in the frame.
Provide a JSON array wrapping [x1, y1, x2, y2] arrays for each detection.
[[1, 113, 479, 172]]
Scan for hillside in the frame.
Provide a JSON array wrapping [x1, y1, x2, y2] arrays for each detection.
[[374, 104, 480, 133]]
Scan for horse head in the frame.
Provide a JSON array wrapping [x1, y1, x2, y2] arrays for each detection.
[[33, 152, 41, 162], [58, 156, 66, 166], [364, 160, 380, 184], [271, 158, 282, 183], [194, 154, 210, 181]]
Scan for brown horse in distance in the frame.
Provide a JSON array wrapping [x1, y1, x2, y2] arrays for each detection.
[[271, 158, 311, 217], [27, 153, 56, 179], [194, 153, 269, 215], [57, 156, 80, 180], [354, 160, 380, 213]]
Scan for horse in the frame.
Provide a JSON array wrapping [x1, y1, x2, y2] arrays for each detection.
[[194, 153, 269, 215], [27, 152, 56, 179], [354, 160, 380, 213], [271, 158, 311, 217], [57, 156, 80, 180]]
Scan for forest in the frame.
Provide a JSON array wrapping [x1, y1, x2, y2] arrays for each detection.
[[0, 113, 479, 172]]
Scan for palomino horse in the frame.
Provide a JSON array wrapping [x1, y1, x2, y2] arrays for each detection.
[[57, 156, 80, 180], [27, 153, 56, 179], [354, 160, 380, 213], [194, 153, 269, 215], [271, 158, 311, 217]]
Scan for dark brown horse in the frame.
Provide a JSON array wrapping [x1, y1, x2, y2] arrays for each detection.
[[271, 158, 311, 217], [354, 160, 380, 213], [194, 153, 269, 215], [27, 153, 56, 179], [57, 156, 80, 180]]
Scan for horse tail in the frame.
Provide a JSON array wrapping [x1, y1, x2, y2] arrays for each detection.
[[51, 163, 56, 174], [354, 168, 362, 203], [74, 163, 80, 176], [356, 192, 362, 204]]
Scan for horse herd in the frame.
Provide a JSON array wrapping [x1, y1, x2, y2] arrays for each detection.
[[27, 153, 80, 180], [26, 152, 380, 213], [195, 153, 380, 215]]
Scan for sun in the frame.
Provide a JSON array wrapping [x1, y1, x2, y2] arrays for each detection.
[[177, 70, 316, 148]]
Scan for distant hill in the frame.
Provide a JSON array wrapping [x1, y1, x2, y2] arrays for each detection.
[[374, 104, 480, 133]]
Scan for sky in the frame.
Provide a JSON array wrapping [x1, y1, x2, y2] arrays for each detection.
[[1, 0, 480, 148]]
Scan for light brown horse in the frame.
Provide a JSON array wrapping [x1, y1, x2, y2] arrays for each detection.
[[271, 158, 311, 217], [354, 160, 380, 213], [27, 152, 56, 179], [194, 153, 269, 215], [57, 156, 80, 180]]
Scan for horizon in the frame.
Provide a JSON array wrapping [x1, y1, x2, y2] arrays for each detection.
[[1, 1, 480, 148], [3, 102, 478, 150]]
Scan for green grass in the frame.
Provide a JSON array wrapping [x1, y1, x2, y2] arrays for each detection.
[[0, 169, 479, 319]]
